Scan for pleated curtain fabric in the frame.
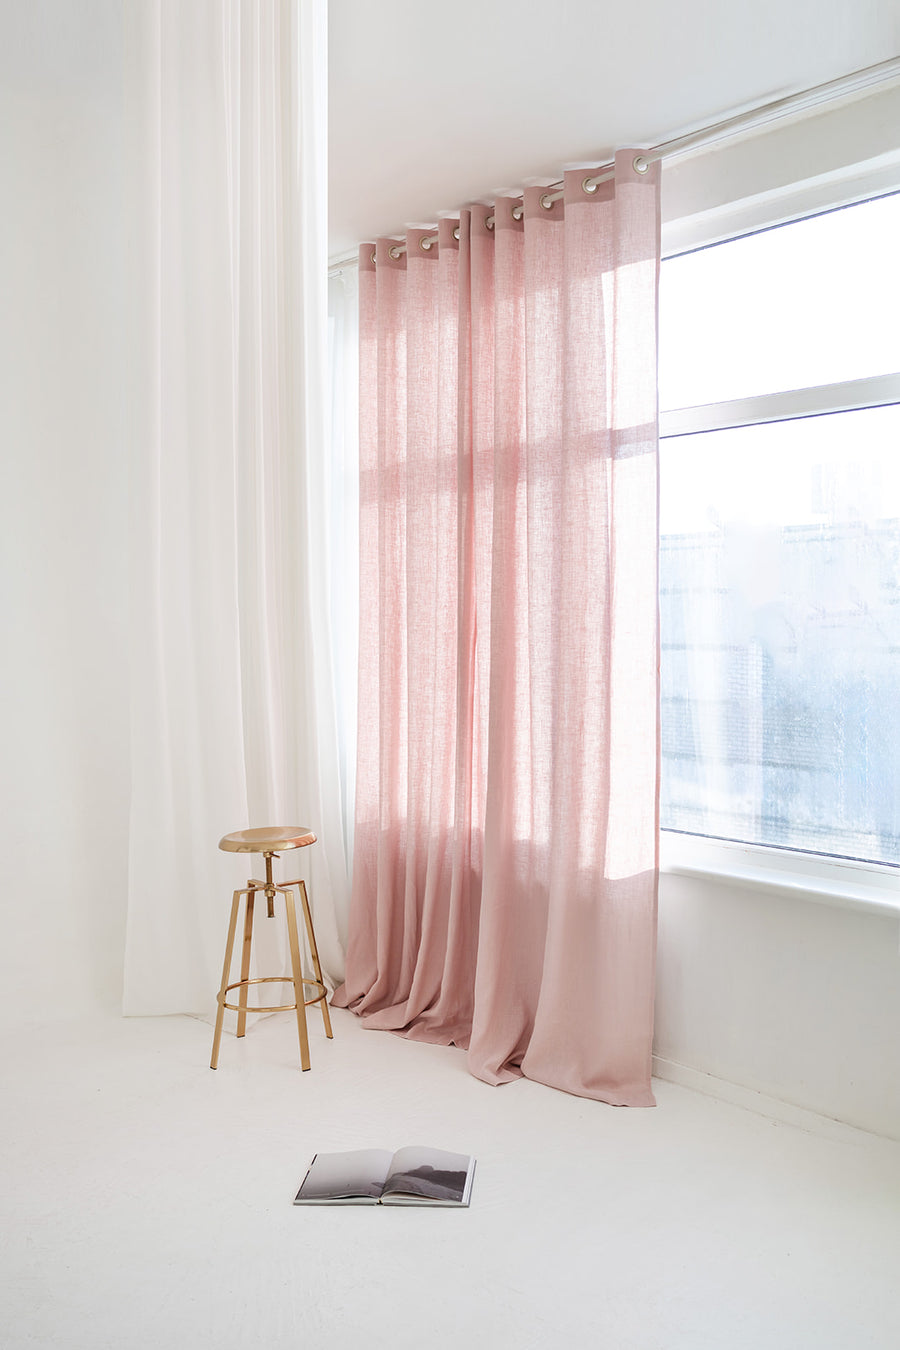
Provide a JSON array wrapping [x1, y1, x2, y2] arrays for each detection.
[[123, 0, 348, 1014], [334, 152, 662, 1105]]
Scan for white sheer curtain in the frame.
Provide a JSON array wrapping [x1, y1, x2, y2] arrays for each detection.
[[123, 0, 347, 1015], [327, 263, 361, 922]]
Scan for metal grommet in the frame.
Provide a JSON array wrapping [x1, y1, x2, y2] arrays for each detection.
[[633, 156, 649, 175], [582, 176, 599, 195], [486, 215, 495, 230], [420, 236, 433, 251], [512, 203, 523, 221], [540, 193, 555, 211], [453, 226, 460, 240], [388, 244, 402, 260], [371, 249, 376, 265]]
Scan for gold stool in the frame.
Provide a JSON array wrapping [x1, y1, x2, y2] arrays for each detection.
[[210, 827, 333, 1072]]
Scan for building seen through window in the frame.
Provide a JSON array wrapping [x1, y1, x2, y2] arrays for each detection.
[[658, 194, 900, 866]]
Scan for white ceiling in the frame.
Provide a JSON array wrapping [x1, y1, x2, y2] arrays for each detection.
[[328, 0, 899, 258]]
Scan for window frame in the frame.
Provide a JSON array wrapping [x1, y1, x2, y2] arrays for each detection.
[[657, 186, 900, 914]]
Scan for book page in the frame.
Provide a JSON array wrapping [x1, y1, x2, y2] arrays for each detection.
[[294, 1149, 394, 1204], [381, 1146, 474, 1205]]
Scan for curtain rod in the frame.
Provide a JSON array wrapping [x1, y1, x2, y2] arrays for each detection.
[[637, 53, 900, 169], [534, 52, 900, 213], [333, 54, 900, 269]]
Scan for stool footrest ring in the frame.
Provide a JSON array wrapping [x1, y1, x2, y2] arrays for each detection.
[[219, 974, 328, 1016]]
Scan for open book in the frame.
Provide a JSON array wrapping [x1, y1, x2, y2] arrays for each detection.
[[293, 1145, 475, 1207]]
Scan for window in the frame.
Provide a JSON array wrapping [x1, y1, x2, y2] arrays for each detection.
[[658, 192, 900, 869]]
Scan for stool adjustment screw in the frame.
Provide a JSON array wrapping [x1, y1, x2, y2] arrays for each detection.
[[264, 851, 279, 918]]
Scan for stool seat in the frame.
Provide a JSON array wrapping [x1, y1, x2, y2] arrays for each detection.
[[219, 826, 316, 854]]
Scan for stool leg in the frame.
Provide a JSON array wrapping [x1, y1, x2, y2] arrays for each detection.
[[283, 890, 312, 1072], [236, 888, 256, 1038], [211, 888, 244, 1070], [297, 879, 333, 1039]]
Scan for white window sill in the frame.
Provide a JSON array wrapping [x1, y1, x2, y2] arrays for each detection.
[[659, 831, 900, 918]]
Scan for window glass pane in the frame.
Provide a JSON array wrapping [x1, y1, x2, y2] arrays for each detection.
[[659, 405, 900, 865], [658, 193, 900, 410]]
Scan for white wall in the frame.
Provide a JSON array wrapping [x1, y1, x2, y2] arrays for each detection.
[[655, 876, 900, 1138], [0, 1, 130, 1020]]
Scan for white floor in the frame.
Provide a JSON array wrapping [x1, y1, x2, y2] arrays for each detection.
[[3, 1007, 900, 1350]]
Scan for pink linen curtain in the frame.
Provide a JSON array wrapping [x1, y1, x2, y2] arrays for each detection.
[[333, 152, 661, 1105]]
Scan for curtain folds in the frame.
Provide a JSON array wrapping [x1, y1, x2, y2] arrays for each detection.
[[123, 0, 347, 1015], [334, 153, 662, 1105]]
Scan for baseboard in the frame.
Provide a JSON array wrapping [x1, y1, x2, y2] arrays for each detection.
[[651, 1054, 900, 1147]]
